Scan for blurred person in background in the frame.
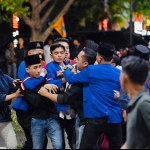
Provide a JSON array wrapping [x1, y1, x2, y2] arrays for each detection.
[[5, 41, 17, 79], [0, 69, 22, 149], [15, 37, 26, 70], [70, 38, 83, 60], [44, 38, 53, 64]]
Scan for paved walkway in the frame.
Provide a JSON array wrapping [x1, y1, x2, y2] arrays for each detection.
[[0, 133, 70, 149]]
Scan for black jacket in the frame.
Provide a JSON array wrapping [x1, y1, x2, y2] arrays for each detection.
[[57, 83, 86, 126], [20, 79, 57, 119]]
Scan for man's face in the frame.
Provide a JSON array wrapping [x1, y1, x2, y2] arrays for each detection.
[[51, 47, 65, 64], [18, 38, 24, 45], [28, 49, 44, 59], [73, 40, 80, 48], [47, 39, 53, 46], [76, 51, 88, 71], [9, 42, 14, 49], [96, 52, 102, 64], [58, 41, 70, 59], [26, 63, 42, 78]]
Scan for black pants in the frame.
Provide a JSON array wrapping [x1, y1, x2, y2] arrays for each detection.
[[79, 117, 108, 149], [59, 117, 75, 149], [16, 110, 48, 149], [122, 123, 127, 143], [105, 123, 123, 149]]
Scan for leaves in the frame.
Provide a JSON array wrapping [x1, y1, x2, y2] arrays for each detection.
[[0, 0, 30, 21]]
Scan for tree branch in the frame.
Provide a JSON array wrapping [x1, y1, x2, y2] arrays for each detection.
[[21, 15, 33, 28], [41, 0, 75, 41], [51, 0, 75, 24], [37, 0, 51, 13], [29, 0, 40, 8], [41, 0, 58, 25]]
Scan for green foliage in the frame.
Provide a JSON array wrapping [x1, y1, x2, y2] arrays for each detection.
[[0, 0, 30, 21], [11, 109, 25, 148], [66, 0, 150, 31]]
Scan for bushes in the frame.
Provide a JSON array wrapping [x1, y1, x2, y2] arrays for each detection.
[[11, 109, 26, 149]]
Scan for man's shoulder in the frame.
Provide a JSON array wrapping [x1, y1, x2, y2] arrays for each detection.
[[46, 61, 56, 69]]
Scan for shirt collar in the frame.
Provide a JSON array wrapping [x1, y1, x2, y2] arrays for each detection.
[[128, 90, 149, 108]]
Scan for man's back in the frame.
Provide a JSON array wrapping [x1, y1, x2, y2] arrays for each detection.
[[64, 64, 122, 122], [127, 91, 150, 149]]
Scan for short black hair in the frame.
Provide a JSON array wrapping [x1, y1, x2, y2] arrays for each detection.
[[82, 47, 96, 65], [112, 55, 120, 66], [84, 39, 99, 52], [54, 38, 69, 44], [50, 43, 65, 53], [121, 56, 149, 85]]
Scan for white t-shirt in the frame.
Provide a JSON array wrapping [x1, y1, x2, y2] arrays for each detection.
[[44, 45, 53, 64]]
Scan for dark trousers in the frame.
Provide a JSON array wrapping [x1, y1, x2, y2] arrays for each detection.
[[122, 123, 127, 143], [105, 123, 123, 149], [79, 117, 108, 149], [16, 110, 48, 149], [59, 117, 75, 149]]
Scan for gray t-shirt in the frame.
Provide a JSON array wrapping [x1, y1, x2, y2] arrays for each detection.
[[127, 91, 150, 149]]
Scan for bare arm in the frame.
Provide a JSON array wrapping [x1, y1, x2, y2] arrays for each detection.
[[5, 89, 22, 101], [121, 142, 127, 149], [38, 87, 58, 103]]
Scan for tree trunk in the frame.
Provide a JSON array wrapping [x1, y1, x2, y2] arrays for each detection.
[[23, 0, 75, 42]]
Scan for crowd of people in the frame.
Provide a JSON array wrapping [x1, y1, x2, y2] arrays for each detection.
[[0, 36, 150, 149]]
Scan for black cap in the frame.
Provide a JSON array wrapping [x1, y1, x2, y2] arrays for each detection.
[[26, 41, 43, 52], [133, 44, 149, 61], [24, 54, 41, 67], [98, 41, 116, 58]]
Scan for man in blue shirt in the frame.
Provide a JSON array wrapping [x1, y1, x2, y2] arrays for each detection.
[[64, 41, 123, 149], [12, 41, 48, 149]]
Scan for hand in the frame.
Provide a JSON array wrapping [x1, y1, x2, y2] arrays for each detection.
[[60, 87, 65, 92], [38, 87, 49, 96], [44, 84, 58, 94], [57, 70, 64, 77], [14, 89, 23, 97], [122, 110, 127, 123], [66, 65, 73, 70], [13, 79, 21, 87], [10, 57, 17, 62], [121, 142, 127, 149], [114, 90, 120, 100], [41, 68, 47, 76], [71, 65, 77, 74], [62, 78, 66, 84]]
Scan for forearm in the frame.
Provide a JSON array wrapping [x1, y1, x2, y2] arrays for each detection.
[[5, 93, 17, 101], [44, 93, 58, 103], [121, 142, 127, 149]]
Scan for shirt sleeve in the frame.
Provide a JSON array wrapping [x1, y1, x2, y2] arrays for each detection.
[[5, 75, 17, 92], [0, 90, 6, 102], [5, 49, 10, 60], [118, 88, 130, 110], [21, 90, 43, 108], [18, 62, 28, 80], [139, 100, 150, 131], [57, 84, 82, 105], [46, 65, 63, 88], [23, 77, 45, 90], [64, 68, 90, 84]]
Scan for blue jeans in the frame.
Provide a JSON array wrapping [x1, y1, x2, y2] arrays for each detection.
[[31, 114, 63, 149], [74, 114, 85, 149]]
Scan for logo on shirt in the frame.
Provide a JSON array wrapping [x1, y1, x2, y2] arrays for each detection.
[[36, 42, 41, 48]]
